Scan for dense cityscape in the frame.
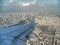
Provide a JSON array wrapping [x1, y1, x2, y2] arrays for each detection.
[[0, 0, 60, 45]]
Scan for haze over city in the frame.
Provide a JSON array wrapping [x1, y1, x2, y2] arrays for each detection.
[[0, 0, 60, 45]]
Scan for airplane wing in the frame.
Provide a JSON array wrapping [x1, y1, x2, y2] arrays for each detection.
[[0, 22, 36, 45]]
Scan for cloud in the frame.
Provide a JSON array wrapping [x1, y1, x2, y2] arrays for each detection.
[[30, 0, 37, 4], [54, 0, 58, 3], [9, 0, 14, 3], [17, 0, 37, 7], [22, 2, 30, 6], [34, 0, 37, 2], [31, 2, 35, 4]]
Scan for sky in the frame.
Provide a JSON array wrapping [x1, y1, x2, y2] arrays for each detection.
[[0, 0, 58, 7], [0, 0, 60, 13], [1, 0, 59, 4]]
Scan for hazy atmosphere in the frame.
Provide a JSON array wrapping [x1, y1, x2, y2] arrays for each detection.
[[0, 0, 60, 45]]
